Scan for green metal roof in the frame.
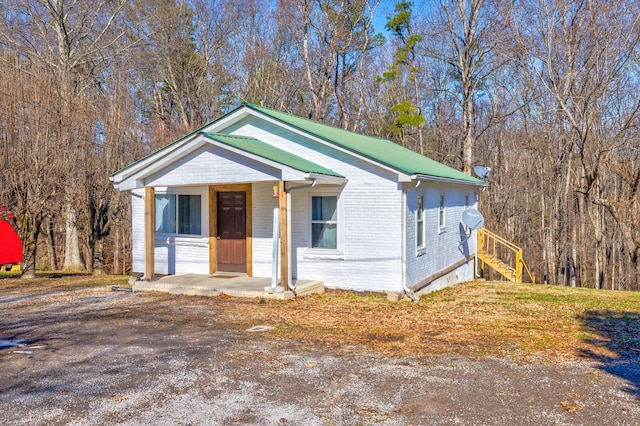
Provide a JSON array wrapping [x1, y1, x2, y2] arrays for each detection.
[[112, 102, 483, 186], [202, 132, 343, 177], [244, 103, 483, 184]]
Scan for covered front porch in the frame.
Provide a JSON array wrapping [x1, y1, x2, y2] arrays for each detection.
[[132, 273, 325, 300], [140, 175, 343, 293], [111, 126, 347, 295]]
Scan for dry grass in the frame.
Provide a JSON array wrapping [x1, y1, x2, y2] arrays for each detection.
[[216, 281, 640, 362], [2, 274, 639, 363], [0, 271, 127, 292]]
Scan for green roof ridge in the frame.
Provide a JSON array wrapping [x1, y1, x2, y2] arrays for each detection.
[[243, 102, 389, 141], [243, 102, 482, 184]]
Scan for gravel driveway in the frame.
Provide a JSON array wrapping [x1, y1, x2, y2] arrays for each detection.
[[1, 281, 639, 425]]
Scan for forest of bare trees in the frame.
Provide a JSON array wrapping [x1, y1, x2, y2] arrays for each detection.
[[0, 0, 638, 290]]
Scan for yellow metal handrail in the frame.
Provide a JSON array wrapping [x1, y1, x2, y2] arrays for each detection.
[[477, 228, 534, 283], [521, 257, 535, 284]]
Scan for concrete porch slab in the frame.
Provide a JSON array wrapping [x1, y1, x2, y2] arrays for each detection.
[[132, 274, 324, 300]]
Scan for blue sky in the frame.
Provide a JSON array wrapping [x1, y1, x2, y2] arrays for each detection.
[[373, 1, 395, 34]]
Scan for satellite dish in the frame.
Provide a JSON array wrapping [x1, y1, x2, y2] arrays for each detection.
[[462, 208, 485, 231], [473, 165, 491, 179]]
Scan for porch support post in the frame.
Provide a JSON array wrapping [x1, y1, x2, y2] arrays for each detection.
[[279, 181, 289, 290], [144, 186, 155, 281]]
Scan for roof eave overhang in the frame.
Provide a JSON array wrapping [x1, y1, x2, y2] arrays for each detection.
[[110, 132, 203, 188], [412, 174, 487, 187], [111, 177, 146, 191], [111, 132, 345, 190], [111, 135, 210, 190], [110, 104, 253, 188], [306, 173, 347, 185]]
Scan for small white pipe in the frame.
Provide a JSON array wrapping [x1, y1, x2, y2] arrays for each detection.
[[271, 208, 279, 289], [287, 190, 294, 292], [281, 179, 317, 292], [286, 179, 317, 192]]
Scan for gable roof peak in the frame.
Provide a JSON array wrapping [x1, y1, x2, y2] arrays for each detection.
[[242, 102, 386, 141]]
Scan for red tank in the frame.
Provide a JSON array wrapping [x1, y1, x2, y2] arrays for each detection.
[[0, 219, 22, 266]]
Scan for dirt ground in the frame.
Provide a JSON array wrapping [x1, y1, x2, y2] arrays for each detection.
[[1, 276, 639, 425]]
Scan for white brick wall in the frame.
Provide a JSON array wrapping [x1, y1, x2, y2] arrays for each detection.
[[152, 236, 210, 275], [222, 118, 406, 292], [405, 185, 478, 290], [251, 182, 280, 277], [145, 145, 279, 187], [131, 188, 145, 274], [287, 181, 404, 292], [130, 114, 478, 294]]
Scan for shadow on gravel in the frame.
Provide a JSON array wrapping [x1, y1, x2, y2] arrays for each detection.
[[0, 334, 46, 349], [579, 310, 640, 398]]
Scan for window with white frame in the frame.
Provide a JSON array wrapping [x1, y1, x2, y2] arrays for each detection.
[[416, 195, 425, 249], [311, 195, 337, 249], [155, 194, 202, 235], [439, 194, 446, 229]]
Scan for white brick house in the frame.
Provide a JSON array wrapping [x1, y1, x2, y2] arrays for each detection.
[[110, 104, 485, 295]]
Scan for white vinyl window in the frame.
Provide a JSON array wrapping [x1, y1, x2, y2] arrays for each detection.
[[439, 194, 446, 230], [155, 194, 202, 235], [416, 195, 425, 249], [311, 195, 338, 249]]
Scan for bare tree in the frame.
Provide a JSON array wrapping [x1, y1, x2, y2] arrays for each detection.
[[423, 0, 510, 174], [0, 0, 137, 275], [0, 62, 85, 278], [278, 0, 382, 126], [509, 0, 640, 289]]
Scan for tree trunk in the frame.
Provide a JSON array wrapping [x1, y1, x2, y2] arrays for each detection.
[[571, 218, 577, 287], [462, 86, 474, 174], [610, 239, 617, 291], [539, 174, 549, 283], [44, 217, 59, 270], [114, 226, 120, 275], [63, 204, 84, 270], [92, 239, 105, 275], [20, 220, 42, 279], [82, 241, 93, 274]]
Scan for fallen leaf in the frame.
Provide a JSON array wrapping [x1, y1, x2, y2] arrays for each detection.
[[246, 325, 275, 332], [560, 400, 581, 413]]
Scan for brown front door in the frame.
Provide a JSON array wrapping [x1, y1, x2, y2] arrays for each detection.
[[216, 191, 247, 273]]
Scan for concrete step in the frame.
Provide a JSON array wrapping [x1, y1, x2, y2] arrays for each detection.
[[132, 275, 324, 299], [168, 288, 222, 297], [294, 280, 325, 296]]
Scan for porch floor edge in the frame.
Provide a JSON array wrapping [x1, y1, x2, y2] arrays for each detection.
[[132, 274, 324, 299]]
